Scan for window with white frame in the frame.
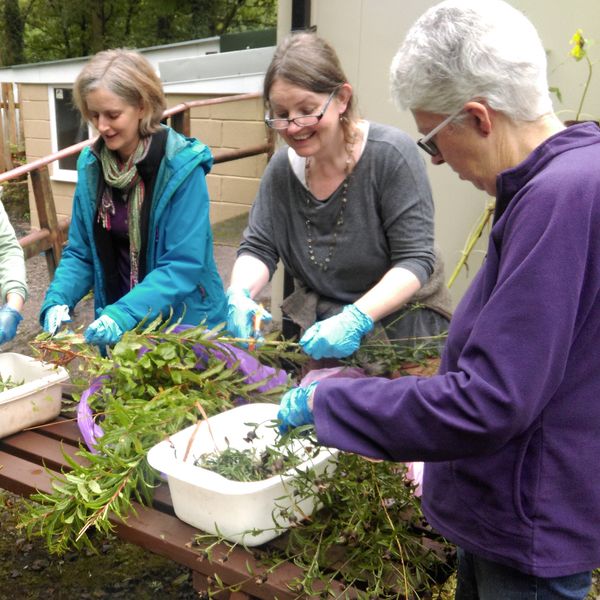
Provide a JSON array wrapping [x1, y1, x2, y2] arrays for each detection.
[[49, 86, 90, 181]]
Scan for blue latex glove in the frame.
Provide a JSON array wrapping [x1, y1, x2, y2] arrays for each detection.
[[226, 287, 272, 345], [43, 304, 71, 335], [84, 314, 124, 346], [299, 304, 374, 359], [0, 305, 23, 345], [277, 382, 318, 434]]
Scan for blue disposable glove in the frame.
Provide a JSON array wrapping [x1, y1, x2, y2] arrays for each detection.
[[299, 304, 374, 359], [277, 382, 318, 434], [226, 287, 272, 345], [84, 314, 124, 346], [0, 305, 23, 345], [43, 304, 71, 335]]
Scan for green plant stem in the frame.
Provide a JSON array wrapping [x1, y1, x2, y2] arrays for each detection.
[[575, 55, 593, 121], [447, 202, 495, 288]]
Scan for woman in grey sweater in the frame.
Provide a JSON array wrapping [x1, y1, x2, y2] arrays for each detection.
[[227, 32, 451, 361]]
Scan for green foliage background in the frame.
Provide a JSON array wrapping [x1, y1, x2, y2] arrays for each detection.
[[0, 0, 277, 66]]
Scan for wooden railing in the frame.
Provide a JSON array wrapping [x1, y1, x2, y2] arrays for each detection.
[[0, 91, 272, 279], [0, 83, 23, 172]]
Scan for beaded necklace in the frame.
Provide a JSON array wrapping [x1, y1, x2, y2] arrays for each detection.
[[304, 131, 357, 271]]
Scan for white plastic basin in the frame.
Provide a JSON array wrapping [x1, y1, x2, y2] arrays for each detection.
[[0, 352, 69, 438], [147, 402, 337, 546]]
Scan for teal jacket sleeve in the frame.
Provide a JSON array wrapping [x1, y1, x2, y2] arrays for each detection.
[[39, 186, 95, 325]]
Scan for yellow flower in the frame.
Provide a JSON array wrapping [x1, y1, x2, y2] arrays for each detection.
[[570, 29, 586, 61]]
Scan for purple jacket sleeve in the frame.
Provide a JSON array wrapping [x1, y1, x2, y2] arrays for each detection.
[[313, 166, 594, 463]]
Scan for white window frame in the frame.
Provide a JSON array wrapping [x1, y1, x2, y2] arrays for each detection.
[[48, 85, 92, 183]]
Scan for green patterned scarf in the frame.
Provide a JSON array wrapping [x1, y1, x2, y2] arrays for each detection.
[[98, 137, 151, 289]]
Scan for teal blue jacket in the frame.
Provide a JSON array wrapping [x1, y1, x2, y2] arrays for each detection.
[[40, 127, 227, 332]]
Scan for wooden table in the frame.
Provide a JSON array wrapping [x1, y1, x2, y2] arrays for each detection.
[[0, 411, 356, 599]]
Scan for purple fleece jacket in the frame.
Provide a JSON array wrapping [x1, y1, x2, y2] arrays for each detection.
[[313, 123, 600, 577]]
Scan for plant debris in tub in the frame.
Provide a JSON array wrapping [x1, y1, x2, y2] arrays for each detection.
[[193, 422, 309, 482], [0, 374, 25, 392]]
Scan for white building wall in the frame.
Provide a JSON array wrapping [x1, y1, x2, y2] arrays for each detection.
[[278, 0, 600, 304]]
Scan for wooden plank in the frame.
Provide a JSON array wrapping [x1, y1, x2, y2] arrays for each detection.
[[16, 83, 24, 148], [0, 104, 7, 172], [0, 449, 54, 496], [193, 571, 238, 599], [112, 505, 305, 600], [0, 430, 85, 472], [0, 418, 358, 598], [4, 83, 17, 146]]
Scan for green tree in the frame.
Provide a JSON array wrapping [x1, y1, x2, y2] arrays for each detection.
[[0, 0, 29, 66], [20, 0, 277, 64]]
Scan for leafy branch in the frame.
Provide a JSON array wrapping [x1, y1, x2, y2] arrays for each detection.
[[447, 201, 495, 288], [195, 445, 455, 598], [20, 321, 296, 554]]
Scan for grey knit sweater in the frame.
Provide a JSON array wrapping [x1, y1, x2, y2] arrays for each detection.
[[238, 121, 451, 318]]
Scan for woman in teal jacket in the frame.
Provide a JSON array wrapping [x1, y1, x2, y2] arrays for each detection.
[[40, 49, 227, 346]]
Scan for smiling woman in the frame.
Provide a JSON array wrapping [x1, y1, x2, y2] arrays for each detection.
[[226, 31, 452, 366], [39, 49, 228, 351], [85, 87, 144, 162]]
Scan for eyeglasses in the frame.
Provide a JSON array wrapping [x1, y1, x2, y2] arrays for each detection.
[[265, 89, 338, 130], [417, 108, 464, 156]]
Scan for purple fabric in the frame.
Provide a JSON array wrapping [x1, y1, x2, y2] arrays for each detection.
[[313, 123, 600, 577], [77, 328, 288, 451], [76, 375, 109, 454], [192, 342, 288, 392], [109, 197, 132, 298], [299, 366, 367, 386], [174, 323, 288, 392]]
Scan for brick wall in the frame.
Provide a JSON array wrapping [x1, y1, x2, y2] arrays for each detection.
[[19, 84, 268, 228], [168, 93, 268, 224]]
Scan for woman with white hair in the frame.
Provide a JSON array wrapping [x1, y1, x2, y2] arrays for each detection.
[[277, 1, 600, 597]]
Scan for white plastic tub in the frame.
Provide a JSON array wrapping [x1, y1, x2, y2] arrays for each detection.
[[0, 353, 70, 439], [147, 402, 337, 546]]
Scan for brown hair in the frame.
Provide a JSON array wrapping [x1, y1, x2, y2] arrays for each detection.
[[73, 49, 166, 137], [263, 32, 358, 141]]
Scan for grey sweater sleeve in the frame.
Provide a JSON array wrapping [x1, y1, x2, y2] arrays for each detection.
[[372, 125, 435, 285]]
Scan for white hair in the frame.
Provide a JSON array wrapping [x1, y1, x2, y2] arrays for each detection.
[[390, 0, 553, 121]]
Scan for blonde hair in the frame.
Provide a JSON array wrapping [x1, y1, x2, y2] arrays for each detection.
[[74, 49, 166, 136], [263, 32, 358, 143]]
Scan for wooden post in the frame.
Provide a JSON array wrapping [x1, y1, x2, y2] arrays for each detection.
[[0, 116, 6, 173], [3, 84, 18, 148], [171, 108, 191, 137], [16, 84, 24, 148], [0, 85, 9, 172], [29, 166, 65, 278]]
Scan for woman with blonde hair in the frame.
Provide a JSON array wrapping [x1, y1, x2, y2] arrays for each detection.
[[40, 49, 227, 345]]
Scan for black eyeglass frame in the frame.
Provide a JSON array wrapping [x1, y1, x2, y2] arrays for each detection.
[[417, 108, 464, 156], [265, 88, 339, 130]]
